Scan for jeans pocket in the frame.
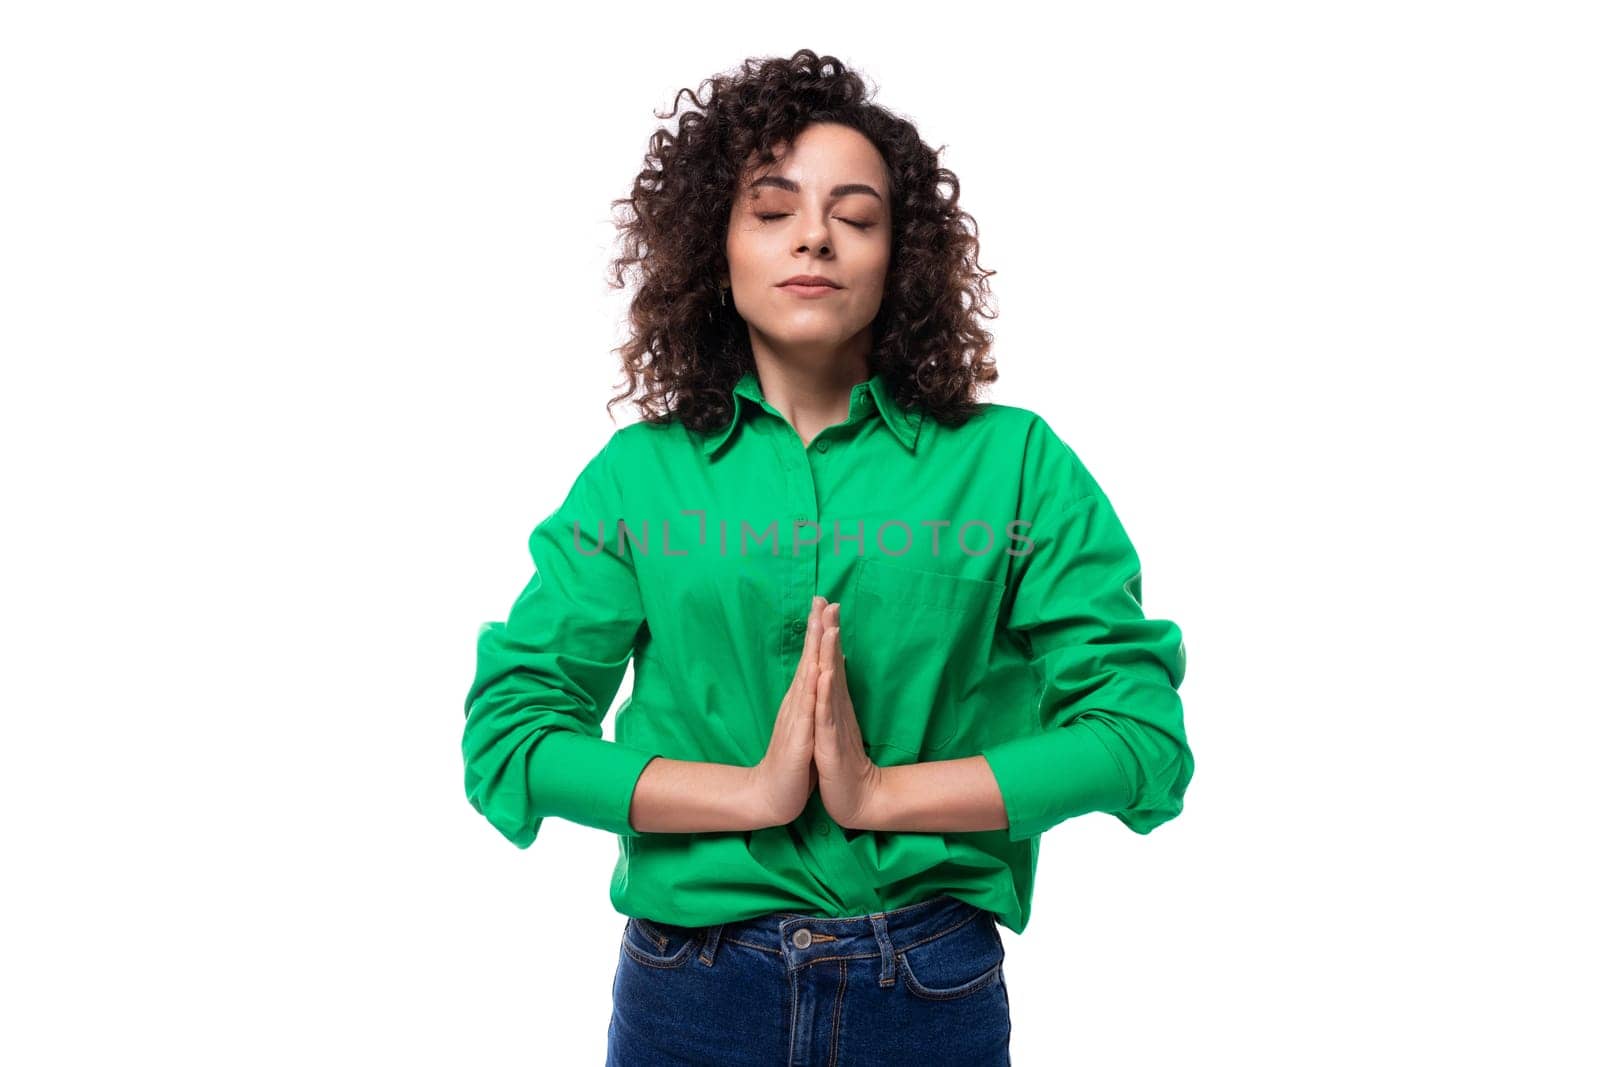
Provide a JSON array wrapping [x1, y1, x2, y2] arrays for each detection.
[[898, 910, 1006, 1001], [620, 916, 701, 969]]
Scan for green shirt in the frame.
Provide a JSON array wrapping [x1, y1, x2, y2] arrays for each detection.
[[463, 370, 1192, 935]]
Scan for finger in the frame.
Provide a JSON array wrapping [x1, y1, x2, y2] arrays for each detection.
[[838, 665, 860, 741], [800, 641, 816, 712], [802, 596, 823, 672], [833, 633, 850, 712], [800, 598, 825, 704], [793, 596, 821, 696], [824, 626, 849, 717], [816, 627, 835, 728], [828, 603, 845, 663], [816, 665, 832, 733]]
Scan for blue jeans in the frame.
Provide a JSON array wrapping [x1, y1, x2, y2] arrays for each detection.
[[606, 893, 1011, 1066]]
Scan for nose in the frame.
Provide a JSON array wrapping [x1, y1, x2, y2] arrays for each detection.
[[796, 221, 831, 256]]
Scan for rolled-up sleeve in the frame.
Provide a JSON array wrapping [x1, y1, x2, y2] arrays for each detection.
[[980, 420, 1192, 842], [462, 437, 659, 846]]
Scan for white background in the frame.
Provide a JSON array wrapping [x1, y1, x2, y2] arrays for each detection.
[[4, 2, 1596, 1064]]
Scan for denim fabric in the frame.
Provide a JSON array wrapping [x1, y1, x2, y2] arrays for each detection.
[[606, 893, 1011, 1066]]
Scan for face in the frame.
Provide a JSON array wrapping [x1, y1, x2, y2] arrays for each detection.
[[723, 123, 893, 364]]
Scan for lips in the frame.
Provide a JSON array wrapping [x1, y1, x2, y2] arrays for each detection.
[[778, 282, 841, 298], [778, 275, 840, 288]]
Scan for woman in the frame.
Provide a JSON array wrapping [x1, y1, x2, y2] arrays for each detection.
[[462, 49, 1193, 1066]]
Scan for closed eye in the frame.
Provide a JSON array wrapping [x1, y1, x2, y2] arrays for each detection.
[[755, 212, 873, 230]]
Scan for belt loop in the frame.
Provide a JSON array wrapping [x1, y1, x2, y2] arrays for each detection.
[[869, 911, 896, 987], [698, 922, 724, 967]]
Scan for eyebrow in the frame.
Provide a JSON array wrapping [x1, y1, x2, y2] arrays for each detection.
[[748, 175, 884, 203]]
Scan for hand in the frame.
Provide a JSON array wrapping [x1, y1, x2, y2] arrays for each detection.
[[814, 602, 885, 830], [748, 596, 824, 826]]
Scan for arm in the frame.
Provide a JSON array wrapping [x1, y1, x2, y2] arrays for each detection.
[[859, 756, 1008, 833], [857, 443, 1191, 837], [461, 438, 657, 845], [628, 757, 784, 832], [975, 423, 1193, 841], [462, 438, 792, 843]]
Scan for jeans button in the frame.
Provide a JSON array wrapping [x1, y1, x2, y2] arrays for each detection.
[[792, 928, 812, 949]]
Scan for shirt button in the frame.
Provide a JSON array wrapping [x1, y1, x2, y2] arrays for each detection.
[[790, 619, 807, 634], [819, 822, 832, 837], [792, 928, 812, 949], [816, 439, 830, 453]]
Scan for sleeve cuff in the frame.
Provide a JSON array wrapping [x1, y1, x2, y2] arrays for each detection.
[[528, 731, 660, 837], [981, 724, 1135, 841]]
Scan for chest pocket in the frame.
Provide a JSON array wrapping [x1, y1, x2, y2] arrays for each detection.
[[840, 558, 1005, 755]]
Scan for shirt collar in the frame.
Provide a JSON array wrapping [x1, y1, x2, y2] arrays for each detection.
[[700, 369, 924, 457]]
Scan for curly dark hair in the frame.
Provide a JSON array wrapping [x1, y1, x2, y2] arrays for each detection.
[[604, 49, 999, 434]]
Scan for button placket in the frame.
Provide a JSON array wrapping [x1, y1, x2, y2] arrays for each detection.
[[778, 423, 881, 912], [781, 432, 817, 657]]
